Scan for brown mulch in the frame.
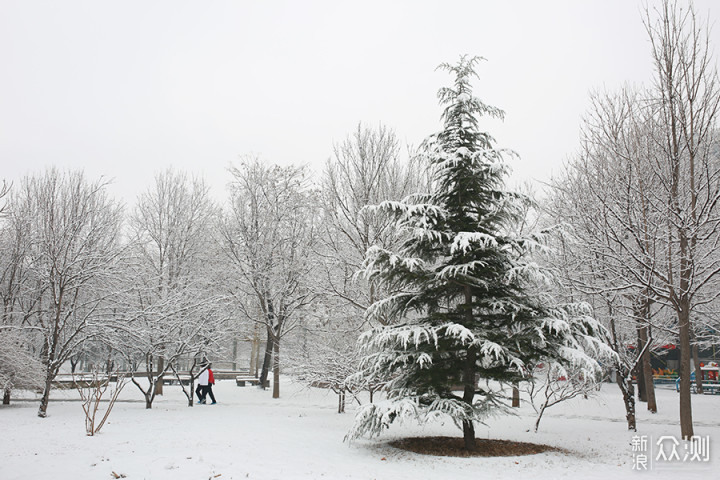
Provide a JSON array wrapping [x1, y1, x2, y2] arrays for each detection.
[[389, 436, 560, 458]]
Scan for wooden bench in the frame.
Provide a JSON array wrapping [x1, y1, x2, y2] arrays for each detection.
[[236, 376, 267, 387]]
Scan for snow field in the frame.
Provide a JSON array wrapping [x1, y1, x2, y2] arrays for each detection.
[[1, 380, 718, 480]]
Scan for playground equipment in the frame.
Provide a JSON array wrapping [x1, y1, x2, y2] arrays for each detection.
[[675, 362, 720, 394]]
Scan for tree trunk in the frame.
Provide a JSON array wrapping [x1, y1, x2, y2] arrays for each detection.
[[512, 385, 520, 407], [615, 362, 636, 431], [249, 337, 256, 375], [338, 389, 346, 414], [610, 317, 636, 431], [461, 322, 476, 446], [462, 288, 476, 450], [38, 381, 51, 417], [130, 377, 154, 409], [677, 301, 694, 439], [155, 356, 164, 396], [38, 364, 55, 418], [272, 336, 280, 399], [232, 338, 238, 371], [642, 349, 657, 413], [692, 332, 703, 395], [636, 357, 647, 402], [462, 416, 476, 450], [39, 307, 61, 418], [637, 324, 657, 412], [144, 379, 155, 409], [184, 361, 198, 407], [255, 345, 262, 379], [3, 388, 10, 405], [70, 355, 79, 374], [259, 327, 273, 389], [534, 399, 550, 433], [250, 325, 260, 376]]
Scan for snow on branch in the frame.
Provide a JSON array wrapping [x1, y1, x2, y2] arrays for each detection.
[[477, 339, 507, 362], [450, 232, 498, 255], [511, 230, 556, 256], [363, 200, 447, 225], [346, 390, 506, 441], [388, 253, 425, 272], [359, 322, 480, 357], [423, 396, 488, 427], [437, 260, 489, 281], [408, 227, 448, 244], [363, 292, 417, 324], [540, 316, 571, 336], [361, 246, 426, 279], [557, 345, 603, 372], [360, 323, 441, 351], [504, 262, 557, 286], [442, 323, 475, 345], [345, 398, 420, 440]]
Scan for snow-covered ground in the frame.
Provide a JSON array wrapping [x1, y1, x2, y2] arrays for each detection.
[[1, 380, 717, 480]]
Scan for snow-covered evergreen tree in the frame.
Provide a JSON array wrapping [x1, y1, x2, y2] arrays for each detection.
[[347, 56, 611, 450]]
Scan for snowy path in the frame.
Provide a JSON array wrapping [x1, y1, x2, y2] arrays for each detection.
[[1, 379, 718, 480]]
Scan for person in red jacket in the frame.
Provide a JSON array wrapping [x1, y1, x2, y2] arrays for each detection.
[[204, 365, 217, 405]]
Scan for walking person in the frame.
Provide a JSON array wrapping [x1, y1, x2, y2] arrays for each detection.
[[195, 365, 210, 404], [205, 365, 217, 405]]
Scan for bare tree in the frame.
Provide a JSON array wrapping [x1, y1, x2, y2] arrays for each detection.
[[0, 329, 44, 404], [219, 158, 320, 398], [303, 125, 427, 400], [549, 2, 720, 440], [9, 169, 123, 417], [123, 168, 227, 408], [644, 0, 720, 439], [523, 361, 602, 433], [319, 123, 425, 327], [547, 87, 667, 427], [0, 181, 44, 403], [294, 321, 365, 414], [74, 369, 127, 436], [589, 88, 662, 415], [0, 181, 9, 212]]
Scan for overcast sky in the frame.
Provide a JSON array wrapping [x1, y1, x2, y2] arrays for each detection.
[[2, 0, 719, 204]]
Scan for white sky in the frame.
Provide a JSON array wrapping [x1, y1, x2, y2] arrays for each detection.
[[2, 0, 719, 204]]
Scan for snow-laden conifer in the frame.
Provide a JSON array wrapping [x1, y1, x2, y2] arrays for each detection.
[[348, 56, 612, 450]]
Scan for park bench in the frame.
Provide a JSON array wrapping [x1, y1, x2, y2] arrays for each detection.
[[693, 381, 720, 395], [235, 375, 264, 387], [674, 378, 720, 394], [162, 370, 254, 385], [52, 375, 109, 389], [163, 374, 191, 386], [214, 369, 250, 380], [652, 374, 678, 385]]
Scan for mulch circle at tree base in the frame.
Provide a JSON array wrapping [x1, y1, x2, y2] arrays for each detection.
[[389, 437, 560, 458]]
